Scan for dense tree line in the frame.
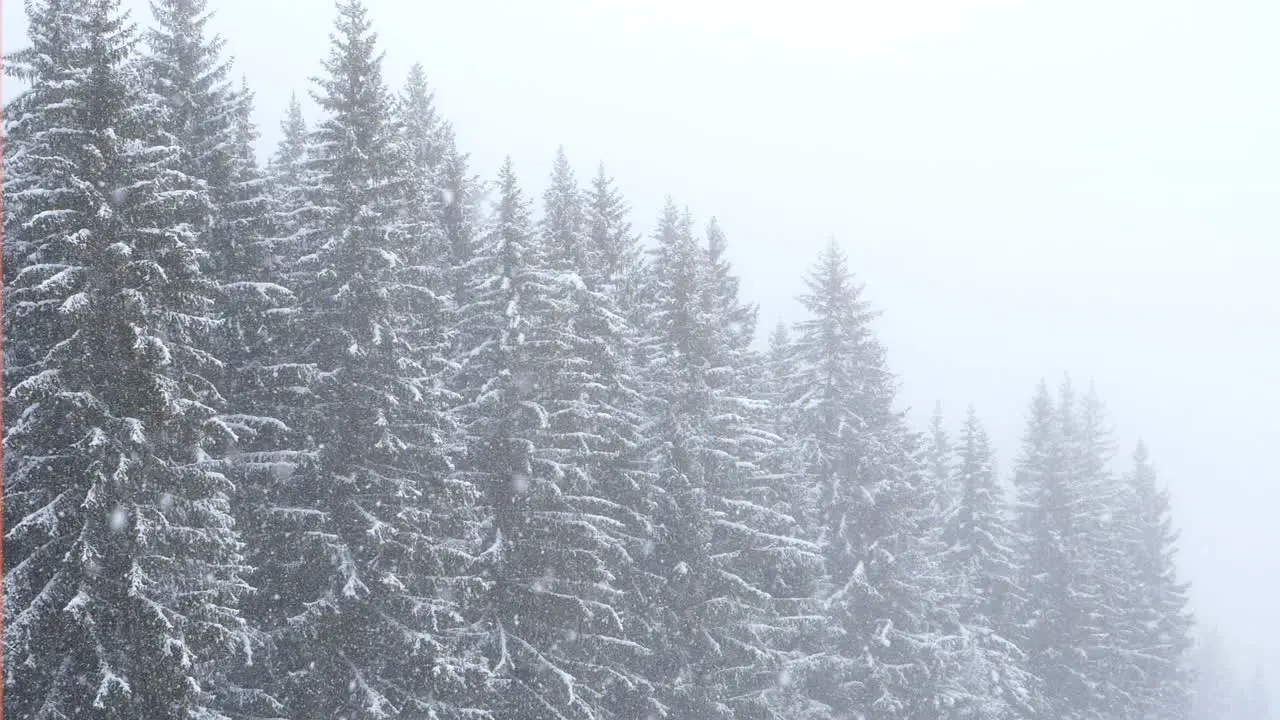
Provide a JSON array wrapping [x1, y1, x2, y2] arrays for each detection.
[[2, 1, 1197, 718]]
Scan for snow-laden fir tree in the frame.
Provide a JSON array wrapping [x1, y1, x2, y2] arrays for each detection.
[[941, 406, 1039, 719], [388, 60, 461, 475], [540, 150, 658, 719], [395, 64, 447, 177], [903, 404, 978, 720], [633, 201, 820, 720], [928, 402, 955, 508], [144, 0, 298, 500], [144, 15, 299, 712], [266, 92, 312, 216], [1012, 381, 1084, 719], [782, 239, 947, 720], [1071, 384, 1146, 719], [2, 0, 83, 398], [250, 3, 488, 717], [585, 164, 646, 330], [1012, 379, 1127, 720], [391, 62, 452, 314], [744, 323, 831, 720], [435, 130, 488, 364], [3, 0, 255, 715], [753, 322, 821, 571], [143, 0, 295, 355], [249, 91, 318, 448], [701, 218, 757, 352], [1122, 440, 1195, 720], [451, 154, 648, 719]]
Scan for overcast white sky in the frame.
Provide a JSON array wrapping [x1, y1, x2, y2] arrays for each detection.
[[6, 0, 1279, 690]]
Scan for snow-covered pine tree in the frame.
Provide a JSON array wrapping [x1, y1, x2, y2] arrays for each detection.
[[585, 164, 646, 329], [388, 60, 460, 469], [756, 322, 796, 443], [144, 20, 302, 709], [634, 201, 819, 719], [700, 226, 826, 719], [144, 0, 235, 215], [2, 0, 82, 402], [251, 3, 487, 717], [391, 63, 451, 315], [1011, 381, 1087, 719], [702, 217, 758, 352], [144, 0, 294, 346], [902, 404, 979, 720], [1071, 384, 1148, 719], [942, 406, 1039, 719], [451, 154, 644, 719], [928, 402, 954, 507], [745, 322, 830, 720], [783, 239, 946, 720], [267, 93, 311, 204], [144, 0, 299, 628], [435, 130, 488, 363], [538, 147, 655, 717], [395, 63, 447, 177], [217, 76, 294, 368], [1013, 378, 1122, 720], [754, 321, 820, 567], [265, 92, 323, 309], [1123, 440, 1195, 720], [3, 0, 255, 715]]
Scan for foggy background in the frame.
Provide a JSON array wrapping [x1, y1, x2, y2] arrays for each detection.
[[5, 0, 1277, 688]]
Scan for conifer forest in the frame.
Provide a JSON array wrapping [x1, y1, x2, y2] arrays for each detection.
[[1, 1, 1261, 719]]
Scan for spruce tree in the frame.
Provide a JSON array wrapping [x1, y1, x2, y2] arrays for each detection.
[[144, 18, 297, 710], [1013, 378, 1124, 720], [143, 0, 293, 360], [942, 406, 1038, 719], [253, 3, 486, 717], [391, 62, 450, 306], [1072, 385, 1146, 719], [4, 1, 254, 715], [542, 148, 656, 718], [452, 154, 649, 719], [754, 321, 819, 561], [701, 217, 758, 351], [784, 239, 946, 720], [265, 91, 322, 313], [634, 202, 819, 719], [1124, 440, 1195, 720], [267, 93, 311, 204], [585, 164, 645, 327], [928, 402, 954, 505], [748, 323, 830, 720], [435, 129, 487, 363]]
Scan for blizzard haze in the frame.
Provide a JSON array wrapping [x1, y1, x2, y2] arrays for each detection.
[[5, 0, 1278, 692]]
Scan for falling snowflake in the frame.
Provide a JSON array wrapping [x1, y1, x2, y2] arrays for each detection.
[[109, 506, 128, 532]]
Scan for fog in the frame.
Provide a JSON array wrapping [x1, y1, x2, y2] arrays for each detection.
[[6, 0, 1277, 691]]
